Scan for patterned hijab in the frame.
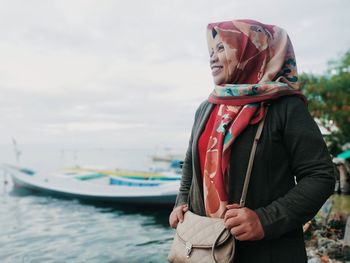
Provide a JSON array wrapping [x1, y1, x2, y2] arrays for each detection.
[[203, 19, 305, 218]]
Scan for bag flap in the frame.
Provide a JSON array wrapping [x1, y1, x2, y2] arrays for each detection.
[[176, 211, 231, 248]]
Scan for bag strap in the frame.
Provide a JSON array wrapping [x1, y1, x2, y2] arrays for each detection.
[[212, 228, 235, 263], [239, 106, 269, 208]]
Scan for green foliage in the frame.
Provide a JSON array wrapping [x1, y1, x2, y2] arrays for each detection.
[[300, 50, 350, 155]]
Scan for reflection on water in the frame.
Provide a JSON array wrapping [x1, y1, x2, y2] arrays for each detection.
[[0, 176, 174, 263]]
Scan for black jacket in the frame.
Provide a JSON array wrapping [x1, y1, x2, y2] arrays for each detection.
[[175, 96, 335, 263]]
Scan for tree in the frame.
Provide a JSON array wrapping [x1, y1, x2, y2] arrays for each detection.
[[300, 50, 350, 155]]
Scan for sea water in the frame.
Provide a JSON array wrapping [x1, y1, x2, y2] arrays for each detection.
[[0, 148, 180, 263], [0, 176, 175, 263]]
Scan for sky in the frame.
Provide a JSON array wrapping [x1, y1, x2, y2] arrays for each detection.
[[0, 0, 349, 169]]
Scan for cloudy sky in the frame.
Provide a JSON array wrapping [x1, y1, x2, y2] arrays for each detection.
[[0, 0, 349, 168]]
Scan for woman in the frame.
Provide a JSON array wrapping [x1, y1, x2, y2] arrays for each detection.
[[169, 19, 335, 262]]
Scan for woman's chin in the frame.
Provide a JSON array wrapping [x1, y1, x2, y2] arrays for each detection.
[[213, 77, 227, 86]]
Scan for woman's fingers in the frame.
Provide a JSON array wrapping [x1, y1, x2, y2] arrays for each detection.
[[182, 205, 189, 212], [177, 204, 188, 223], [224, 207, 239, 221], [225, 215, 243, 229], [169, 211, 177, 228], [224, 207, 265, 241], [169, 209, 179, 228], [169, 204, 188, 228], [226, 203, 240, 209], [229, 225, 246, 237]]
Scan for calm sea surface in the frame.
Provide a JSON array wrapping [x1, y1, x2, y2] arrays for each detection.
[[2, 147, 350, 263], [0, 173, 175, 263]]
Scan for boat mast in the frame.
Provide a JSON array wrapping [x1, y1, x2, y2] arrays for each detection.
[[12, 138, 21, 165]]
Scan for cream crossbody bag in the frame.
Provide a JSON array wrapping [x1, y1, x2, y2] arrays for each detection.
[[168, 108, 268, 263]]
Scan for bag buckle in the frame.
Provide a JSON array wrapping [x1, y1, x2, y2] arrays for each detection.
[[185, 242, 192, 258]]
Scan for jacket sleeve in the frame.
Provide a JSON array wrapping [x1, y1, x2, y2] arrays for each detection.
[[174, 103, 203, 208], [255, 96, 336, 240], [174, 131, 193, 208]]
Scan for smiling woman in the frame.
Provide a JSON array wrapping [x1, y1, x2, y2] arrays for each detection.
[[168, 19, 335, 263], [208, 27, 239, 85]]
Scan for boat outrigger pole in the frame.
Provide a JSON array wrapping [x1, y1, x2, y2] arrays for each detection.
[[12, 138, 21, 165]]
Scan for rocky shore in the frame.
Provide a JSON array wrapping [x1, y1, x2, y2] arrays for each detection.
[[305, 196, 350, 263]]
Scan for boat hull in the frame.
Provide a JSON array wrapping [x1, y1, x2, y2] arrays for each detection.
[[6, 165, 179, 206]]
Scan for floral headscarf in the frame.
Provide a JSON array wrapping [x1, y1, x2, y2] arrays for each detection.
[[207, 19, 299, 88]]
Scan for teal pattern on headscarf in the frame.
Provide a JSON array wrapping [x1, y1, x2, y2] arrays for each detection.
[[214, 82, 289, 97]]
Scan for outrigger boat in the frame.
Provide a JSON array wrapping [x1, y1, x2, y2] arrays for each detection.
[[66, 167, 181, 181], [3, 164, 180, 205]]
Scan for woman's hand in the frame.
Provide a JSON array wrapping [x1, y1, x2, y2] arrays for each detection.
[[224, 203, 265, 241], [169, 204, 188, 228]]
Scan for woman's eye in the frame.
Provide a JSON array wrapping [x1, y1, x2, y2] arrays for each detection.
[[217, 45, 224, 52]]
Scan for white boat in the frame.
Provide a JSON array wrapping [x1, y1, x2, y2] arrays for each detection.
[[3, 164, 180, 206]]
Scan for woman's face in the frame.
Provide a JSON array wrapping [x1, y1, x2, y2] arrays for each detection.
[[208, 31, 238, 85]]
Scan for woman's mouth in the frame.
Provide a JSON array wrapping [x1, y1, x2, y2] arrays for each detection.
[[211, 65, 223, 76]]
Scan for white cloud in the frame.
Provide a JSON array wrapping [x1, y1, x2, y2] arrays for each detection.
[[0, 0, 349, 168]]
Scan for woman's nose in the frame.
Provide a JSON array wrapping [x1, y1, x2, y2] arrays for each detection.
[[210, 52, 218, 64]]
